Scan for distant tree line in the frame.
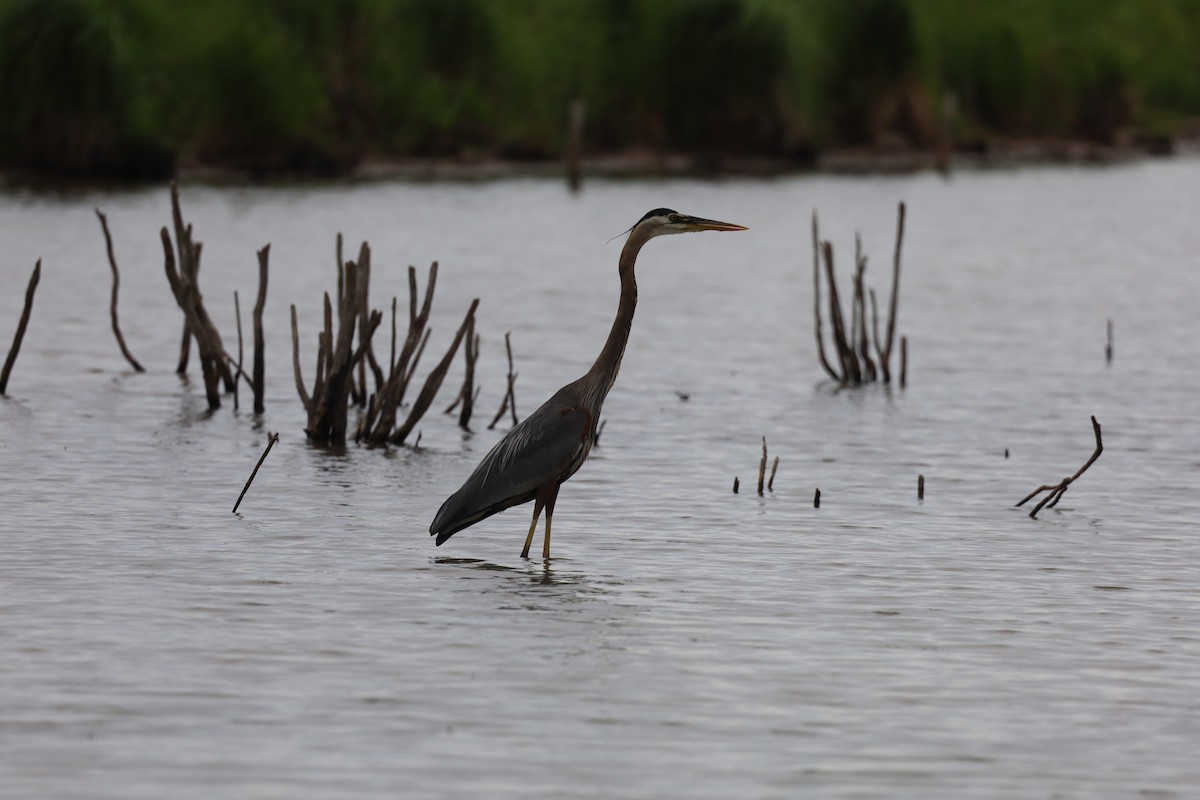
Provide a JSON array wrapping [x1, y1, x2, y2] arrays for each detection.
[[0, 0, 1197, 179]]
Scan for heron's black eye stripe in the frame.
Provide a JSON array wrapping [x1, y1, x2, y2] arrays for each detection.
[[669, 213, 679, 223]]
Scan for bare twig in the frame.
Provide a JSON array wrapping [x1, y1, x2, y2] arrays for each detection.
[[1, 260, 41, 395], [900, 335, 908, 389], [94, 209, 145, 372], [814, 488, 821, 508], [918, 474, 925, 500], [232, 432, 280, 514], [1017, 416, 1104, 519], [733, 477, 740, 494], [768, 456, 779, 492]]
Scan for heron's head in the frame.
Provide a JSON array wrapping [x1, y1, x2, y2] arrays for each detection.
[[631, 208, 747, 239]]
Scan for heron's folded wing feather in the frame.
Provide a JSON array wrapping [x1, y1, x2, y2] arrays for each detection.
[[430, 400, 590, 537]]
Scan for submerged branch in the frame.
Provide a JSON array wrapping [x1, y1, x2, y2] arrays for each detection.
[[1017, 416, 1104, 519]]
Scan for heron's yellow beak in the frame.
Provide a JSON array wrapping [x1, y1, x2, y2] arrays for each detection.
[[682, 215, 748, 232]]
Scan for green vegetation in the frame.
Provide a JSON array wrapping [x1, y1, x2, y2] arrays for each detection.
[[1, 0, 1198, 177]]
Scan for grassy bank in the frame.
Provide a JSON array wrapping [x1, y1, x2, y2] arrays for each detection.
[[1, 0, 1198, 178]]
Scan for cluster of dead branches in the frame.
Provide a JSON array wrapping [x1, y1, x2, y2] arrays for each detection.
[[812, 202, 908, 386], [289, 243, 481, 446], [95, 182, 269, 412]]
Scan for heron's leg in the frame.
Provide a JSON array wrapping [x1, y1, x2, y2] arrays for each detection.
[[542, 484, 561, 560], [520, 495, 546, 559]]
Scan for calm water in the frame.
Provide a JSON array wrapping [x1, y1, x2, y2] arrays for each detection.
[[2, 160, 1199, 799]]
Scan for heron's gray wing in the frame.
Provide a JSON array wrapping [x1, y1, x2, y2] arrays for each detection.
[[430, 395, 591, 543]]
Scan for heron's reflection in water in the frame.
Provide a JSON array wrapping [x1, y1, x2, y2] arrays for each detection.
[[432, 556, 617, 611]]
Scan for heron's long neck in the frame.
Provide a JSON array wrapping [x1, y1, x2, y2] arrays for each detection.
[[581, 226, 650, 411]]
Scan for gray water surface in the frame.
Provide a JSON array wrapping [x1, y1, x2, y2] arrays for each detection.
[[2, 161, 1199, 798]]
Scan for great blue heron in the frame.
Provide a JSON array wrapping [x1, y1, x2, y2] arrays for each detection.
[[429, 208, 747, 558]]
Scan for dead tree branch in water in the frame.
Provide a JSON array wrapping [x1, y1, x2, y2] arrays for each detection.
[[1, 260, 41, 396], [757, 436, 768, 496], [444, 313, 480, 431], [233, 290, 244, 411], [292, 244, 382, 444], [488, 331, 519, 429], [390, 299, 479, 445], [161, 181, 234, 409], [233, 432, 280, 514], [1017, 416, 1104, 519], [811, 202, 909, 387], [94, 209, 144, 372], [358, 262, 439, 443], [252, 246, 269, 414]]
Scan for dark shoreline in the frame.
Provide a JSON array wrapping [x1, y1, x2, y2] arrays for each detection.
[[3, 135, 1197, 190]]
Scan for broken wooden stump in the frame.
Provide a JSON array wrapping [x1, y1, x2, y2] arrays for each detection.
[[292, 244, 382, 444], [757, 436, 768, 496], [252, 246, 269, 414], [1, 260, 41, 396]]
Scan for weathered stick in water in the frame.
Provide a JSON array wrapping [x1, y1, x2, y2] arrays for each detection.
[[1105, 319, 1113, 365], [489, 331, 519, 429], [880, 202, 906, 383], [94, 209, 145, 372], [812, 211, 840, 382], [232, 432, 280, 514], [757, 436, 768, 496], [768, 456, 779, 492], [918, 473, 925, 500], [900, 335, 908, 389], [814, 488, 821, 508], [810, 203, 908, 386], [233, 290, 244, 411], [161, 182, 235, 408], [444, 314, 479, 430], [1016, 416, 1103, 519], [252, 245, 269, 414], [1, 260, 41, 396], [391, 299, 480, 445], [733, 477, 740, 494]]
